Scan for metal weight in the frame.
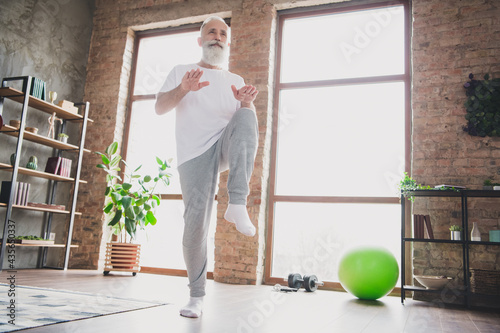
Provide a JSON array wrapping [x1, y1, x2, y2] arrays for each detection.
[[287, 273, 303, 289], [303, 274, 324, 292]]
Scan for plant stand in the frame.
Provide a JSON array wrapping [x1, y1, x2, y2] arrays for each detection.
[[104, 242, 140, 276]]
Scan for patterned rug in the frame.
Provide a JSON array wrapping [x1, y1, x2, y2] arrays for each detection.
[[0, 284, 168, 332]]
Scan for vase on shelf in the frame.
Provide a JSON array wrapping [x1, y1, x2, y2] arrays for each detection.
[[471, 222, 481, 241]]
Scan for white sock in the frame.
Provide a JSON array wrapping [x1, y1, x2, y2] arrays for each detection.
[[180, 296, 204, 318], [224, 204, 256, 237]]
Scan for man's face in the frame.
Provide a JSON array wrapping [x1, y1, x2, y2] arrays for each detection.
[[199, 19, 230, 67], [199, 19, 229, 46]]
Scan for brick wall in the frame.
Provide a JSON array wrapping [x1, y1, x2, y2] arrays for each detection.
[[411, 0, 500, 304]]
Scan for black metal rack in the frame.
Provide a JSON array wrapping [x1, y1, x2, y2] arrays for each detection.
[[0, 76, 91, 271], [401, 189, 500, 307]]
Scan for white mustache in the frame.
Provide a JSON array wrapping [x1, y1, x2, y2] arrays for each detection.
[[207, 40, 225, 48]]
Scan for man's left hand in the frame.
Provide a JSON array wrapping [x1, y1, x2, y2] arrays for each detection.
[[231, 85, 258, 108]]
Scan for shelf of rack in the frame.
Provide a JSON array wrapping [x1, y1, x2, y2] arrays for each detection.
[[0, 87, 93, 122], [1, 124, 90, 152], [403, 238, 464, 244], [0, 76, 90, 271], [0, 242, 78, 248], [0, 162, 87, 183], [401, 189, 500, 308], [402, 285, 465, 293], [0, 203, 82, 215]]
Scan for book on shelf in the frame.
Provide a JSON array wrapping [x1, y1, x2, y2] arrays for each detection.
[[413, 214, 424, 239], [423, 215, 434, 239], [45, 157, 62, 175], [0, 181, 30, 206], [29, 77, 46, 100], [16, 182, 23, 205], [45, 157, 71, 177], [413, 214, 434, 239]]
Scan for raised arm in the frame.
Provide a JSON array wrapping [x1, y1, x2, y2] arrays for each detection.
[[155, 68, 210, 115]]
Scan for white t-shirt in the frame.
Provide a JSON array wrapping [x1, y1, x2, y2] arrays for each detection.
[[159, 64, 245, 166]]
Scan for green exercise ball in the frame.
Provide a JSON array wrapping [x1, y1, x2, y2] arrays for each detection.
[[338, 246, 399, 300]]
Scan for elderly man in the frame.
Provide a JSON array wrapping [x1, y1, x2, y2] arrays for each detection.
[[155, 16, 259, 318]]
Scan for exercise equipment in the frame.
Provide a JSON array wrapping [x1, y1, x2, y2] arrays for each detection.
[[286, 273, 324, 292], [338, 246, 399, 300]]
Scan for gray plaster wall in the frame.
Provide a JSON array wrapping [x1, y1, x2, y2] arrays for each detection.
[[0, 0, 95, 268]]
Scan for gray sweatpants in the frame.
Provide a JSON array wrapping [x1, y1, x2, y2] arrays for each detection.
[[178, 108, 258, 297]]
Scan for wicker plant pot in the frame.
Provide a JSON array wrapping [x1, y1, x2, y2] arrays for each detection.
[[104, 242, 141, 276]]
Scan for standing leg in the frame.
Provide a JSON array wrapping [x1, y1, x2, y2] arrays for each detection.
[[178, 144, 219, 317], [220, 108, 259, 236]]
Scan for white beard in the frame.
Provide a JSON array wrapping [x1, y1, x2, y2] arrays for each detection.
[[201, 40, 229, 67]]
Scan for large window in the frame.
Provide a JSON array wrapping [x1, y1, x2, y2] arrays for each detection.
[[267, 2, 409, 286], [124, 27, 217, 273]]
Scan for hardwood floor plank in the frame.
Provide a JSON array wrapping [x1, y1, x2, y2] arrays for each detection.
[[1, 269, 499, 333]]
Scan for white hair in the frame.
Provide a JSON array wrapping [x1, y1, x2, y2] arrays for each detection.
[[200, 16, 228, 33]]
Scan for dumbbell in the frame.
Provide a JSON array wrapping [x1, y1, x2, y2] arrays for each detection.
[[287, 273, 324, 292]]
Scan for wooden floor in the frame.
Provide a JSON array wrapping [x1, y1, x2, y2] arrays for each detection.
[[1, 269, 499, 333]]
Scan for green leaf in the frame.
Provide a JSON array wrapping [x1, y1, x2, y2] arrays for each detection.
[[103, 202, 114, 214], [144, 175, 151, 182], [110, 155, 121, 167], [135, 210, 146, 221], [121, 196, 133, 209], [146, 210, 157, 225], [160, 170, 171, 177], [125, 217, 136, 239], [108, 210, 122, 226], [134, 165, 142, 172], [111, 192, 122, 204], [152, 194, 160, 206], [106, 142, 118, 156], [144, 203, 151, 211], [122, 183, 133, 191], [162, 178, 170, 187], [96, 163, 107, 169], [104, 186, 111, 196], [125, 206, 136, 220]]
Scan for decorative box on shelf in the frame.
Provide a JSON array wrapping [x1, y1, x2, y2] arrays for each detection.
[[57, 100, 78, 114], [470, 269, 500, 296]]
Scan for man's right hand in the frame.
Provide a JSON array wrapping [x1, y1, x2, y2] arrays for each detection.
[[181, 69, 210, 92], [156, 69, 210, 115]]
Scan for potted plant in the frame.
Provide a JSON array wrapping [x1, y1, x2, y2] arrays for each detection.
[[398, 172, 431, 202], [449, 225, 462, 241], [483, 179, 500, 190], [95, 141, 172, 275], [58, 132, 69, 143]]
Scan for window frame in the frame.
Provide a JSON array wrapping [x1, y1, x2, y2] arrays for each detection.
[[265, 0, 411, 290]]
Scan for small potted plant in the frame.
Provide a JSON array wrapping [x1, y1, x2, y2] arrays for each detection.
[[95, 141, 172, 275], [58, 132, 69, 143], [398, 172, 431, 202], [449, 225, 462, 241], [483, 179, 493, 190]]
